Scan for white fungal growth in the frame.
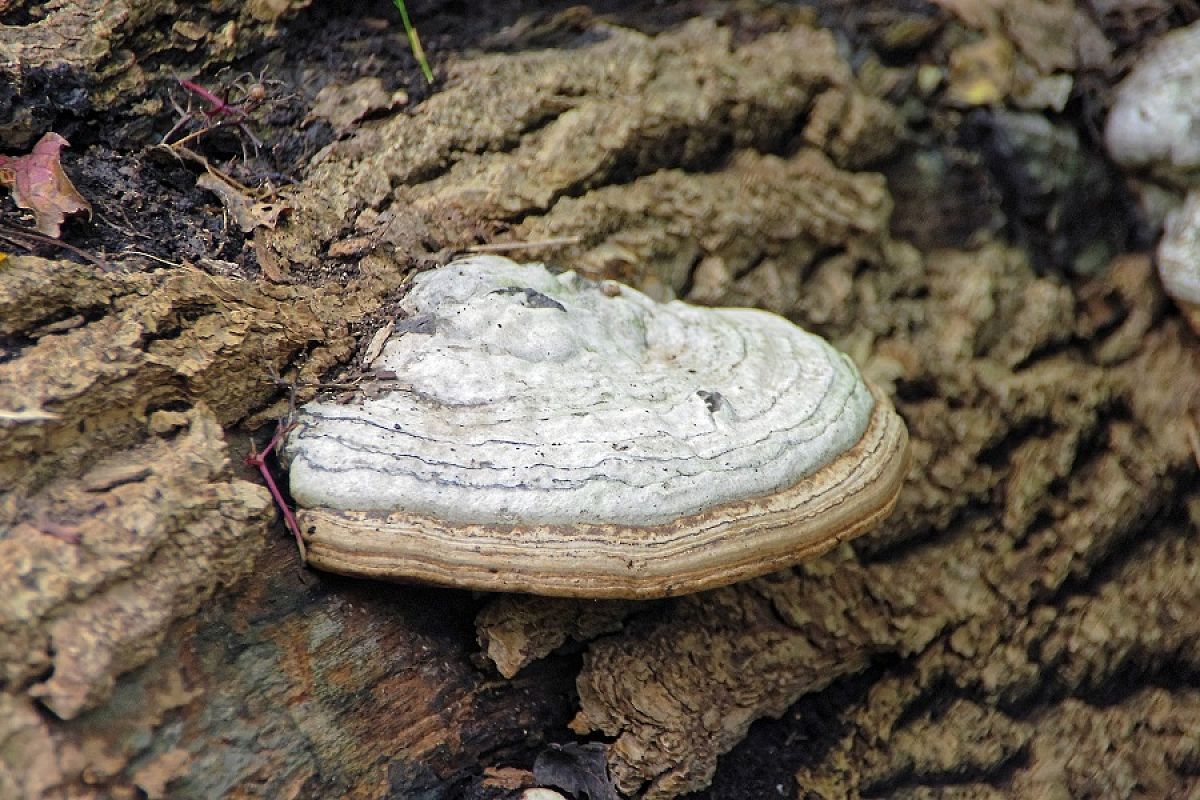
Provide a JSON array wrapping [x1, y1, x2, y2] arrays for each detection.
[[283, 256, 876, 527], [1158, 189, 1200, 306], [1105, 21, 1200, 175]]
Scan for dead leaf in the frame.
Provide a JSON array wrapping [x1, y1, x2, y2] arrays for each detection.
[[0, 132, 92, 237], [327, 234, 375, 258], [360, 320, 394, 366], [532, 743, 618, 800], [196, 172, 288, 233]]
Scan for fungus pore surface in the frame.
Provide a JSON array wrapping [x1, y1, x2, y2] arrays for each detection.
[[282, 256, 908, 598]]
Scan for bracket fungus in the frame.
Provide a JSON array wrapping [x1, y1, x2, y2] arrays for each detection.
[[1105, 21, 1200, 180], [1158, 190, 1200, 335], [1103, 21, 1200, 335], [281, 256, 909, 599]]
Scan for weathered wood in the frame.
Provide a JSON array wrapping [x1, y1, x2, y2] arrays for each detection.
[[2, 3, 1198, 799]]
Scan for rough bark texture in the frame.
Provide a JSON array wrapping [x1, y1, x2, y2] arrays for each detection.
[[2, 2, 1198, 799], [0, 0, 314, 149]]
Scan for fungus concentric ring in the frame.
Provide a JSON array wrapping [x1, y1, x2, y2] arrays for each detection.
[[282, 257, 910, 599]]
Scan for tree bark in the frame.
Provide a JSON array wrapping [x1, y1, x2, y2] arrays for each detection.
[[2, 3, 1198, 799]]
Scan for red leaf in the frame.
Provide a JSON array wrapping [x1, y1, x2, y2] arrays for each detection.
[[0, 132, 92, 238]]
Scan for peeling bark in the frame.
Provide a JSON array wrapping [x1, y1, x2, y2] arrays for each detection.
[[259, 18, 901, 280]]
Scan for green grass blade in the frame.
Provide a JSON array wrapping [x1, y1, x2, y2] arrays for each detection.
[[392, 0, 434, 84]]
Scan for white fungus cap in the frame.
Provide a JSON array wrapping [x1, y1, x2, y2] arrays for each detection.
[[1105, 22, 1200, 175], [285, 256, 875, 527], [281, 257, 909, 598]]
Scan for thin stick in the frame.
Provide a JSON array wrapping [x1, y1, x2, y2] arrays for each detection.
[[246, 420, 307, 564], [159, 109, 196, 146], [0, 226, 112, 270], [463, 236, 582, 254], [156, 144, 257, 195], [95, 208, 148, 240], [165, 121, 241, 152], [0, 407, 62, 422], [1188, 413, 1200, 471], [268, 372, 409, 393], [120, 248, 184, 267], [177, 78, 233, 113]]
